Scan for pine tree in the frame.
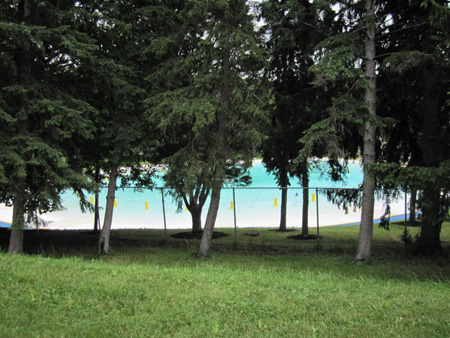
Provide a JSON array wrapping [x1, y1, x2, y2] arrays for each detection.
[[0, 0, 96, 253], [260, 0, 335, 234], [147, 0, 270, 257], [300, 0, 380, 262], [72, 0, 161, 254], [303, 0, 449, 258], [374, 0, 450, 254]]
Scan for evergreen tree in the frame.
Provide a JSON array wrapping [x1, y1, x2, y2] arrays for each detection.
[[73, 0, 160, 254], [374, 0, 450, 254], [303, 0, 449, 258], [355, 0, 377, 262], [260, 0, 334, 234], [300, 0, 380, 262], [0, 0, 96, 253], [147, 0, 270, 257]]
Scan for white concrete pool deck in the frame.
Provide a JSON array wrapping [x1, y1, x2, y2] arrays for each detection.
[[0, 194, 406, 230]]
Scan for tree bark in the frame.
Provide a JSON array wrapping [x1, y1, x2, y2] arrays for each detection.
[[184, 185, 209, 233], [198, 180, 222, 258], [355, 0, 376, 263], [279, 159, 289, 231], [99, 163, 119, 255], [190, 204, 203, 233], [409, 188, 417, 223], [416, 47, 442, 254], [8, 0, 30, 255], [8, 228, 24, 254], [8, 193, 26, 254], [417, 187, 442, 254], [93, 166, 100, 232], [301, 163, 309, 237], [94, 191, 100, 232]]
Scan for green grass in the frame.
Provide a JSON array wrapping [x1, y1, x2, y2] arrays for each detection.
[[1, 223, 450, 337]]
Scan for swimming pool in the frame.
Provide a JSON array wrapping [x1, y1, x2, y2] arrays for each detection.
[[0, 160, 406, 230]]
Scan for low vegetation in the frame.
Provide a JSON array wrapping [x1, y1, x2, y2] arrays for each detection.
[[1, 223, 449, 337]]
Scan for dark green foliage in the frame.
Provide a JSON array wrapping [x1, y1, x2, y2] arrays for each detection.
[[299, 2, 367, 162], [260, 0, 324, 176], [146, 0, 270, 235], [373, 0, 450, 254], [297, 0, 448, 256], [373, 162, 450, 225], [73, 0, 154, 167], [259, 0, 337, 232], [74, 0, 166, 253], [322, 188, 363, 214], [376, 0, 449, 167], [0, 0, 96, 232]]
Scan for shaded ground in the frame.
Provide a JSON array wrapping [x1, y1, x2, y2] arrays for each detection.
[[395, 221, 422, 227], [0, 228, 230, 255], [170, 230, 228, 240], [0, 229, 227, 253], [287, 234, 323, 240], [0, 228, 195, 255], [3, 222, 446, 257], [0, 228, 101, 255], [0, 228, 318, 256]]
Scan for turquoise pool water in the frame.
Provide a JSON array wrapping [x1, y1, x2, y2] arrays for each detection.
[[1, 160, 405, 229], [248, 160, 363, 188]]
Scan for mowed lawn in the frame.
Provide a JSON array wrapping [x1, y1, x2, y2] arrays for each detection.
[[1, 223, 449, 338]]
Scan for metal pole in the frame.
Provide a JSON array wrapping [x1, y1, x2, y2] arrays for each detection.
[[233, 187, 237, 243], [316, 188, 320, 251], [161, 188, 167, 241]]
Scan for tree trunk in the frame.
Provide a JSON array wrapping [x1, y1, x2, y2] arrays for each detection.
[[279, 186, 288, 231], [279, 161, 289, 231], [416, 43, 442, 255], [94, 192, 100, 232], [7, 176, 25, 256], [93, 166, 100, 232], [99, 163, 119, 255], [184, 186, 209, 233], [355, 0, 376, 263], [301, 163, 309, 237], [8, 0, 30, 255], [356, 168, 375, 262], [409, 188, 417, 223], [417, 187, 442, 254], [8, 194, 26, 254], [190, 205, 202, 233], [198, 180, 222, 258], [8, 228, 24, 254]]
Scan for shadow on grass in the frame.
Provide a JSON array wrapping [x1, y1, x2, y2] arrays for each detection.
[[170, 230, 228, 240], [1, 226, 450, 283]]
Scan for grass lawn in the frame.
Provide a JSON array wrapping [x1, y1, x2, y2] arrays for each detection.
[[1, 222, 449, 337]]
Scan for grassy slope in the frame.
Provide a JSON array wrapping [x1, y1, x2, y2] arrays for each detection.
[[1, 223, 449, 338]]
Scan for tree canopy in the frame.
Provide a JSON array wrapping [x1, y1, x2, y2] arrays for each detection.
[[1, 0, 448, 258], [146, 0, 270, 256], [0, 0, 96, 253]]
